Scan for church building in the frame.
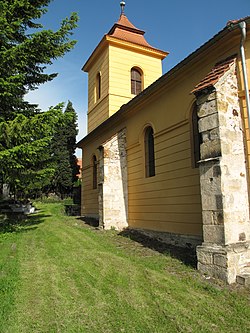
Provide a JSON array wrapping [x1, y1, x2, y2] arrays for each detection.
[[77, 3, 250, 285]]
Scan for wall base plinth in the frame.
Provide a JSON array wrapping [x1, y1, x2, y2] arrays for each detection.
[[197, 242, 250, 284]]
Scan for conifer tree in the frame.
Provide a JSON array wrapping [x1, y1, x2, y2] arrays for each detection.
[[0, 104, 65, 198], [0, 0, 78, 121], [50, 101, 79, 198]]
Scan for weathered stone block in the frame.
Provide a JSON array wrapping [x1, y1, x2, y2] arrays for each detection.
[[213, 253, 228, 268], [197, 99, 217, 118], [202, 210, 224, 225], [197, 250, 213, 265], [196, 91, 216, 106], [213, 165, 221, 177], [212, 211, 224, 225], [200, 139, 221, 159], [197, 262, 212, 276], [202, 211, 213, 225], [210, 128, 220, 140], [201, 131, 210, 142], [199, 113, 219, 132], [203, 225, 224, 244], [217, 99, 229, 113], [197, 261, 228, 281], [236, 274, 250, 286], [201, 195, 217, 211]]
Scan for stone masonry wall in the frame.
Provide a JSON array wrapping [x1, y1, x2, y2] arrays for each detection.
[[98, 129, 128, 230], [196, 64, 250, 284]]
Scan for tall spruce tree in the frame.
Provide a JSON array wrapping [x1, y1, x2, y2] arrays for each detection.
[[0, 0, 78, 121], [50, 101, 79, 198]]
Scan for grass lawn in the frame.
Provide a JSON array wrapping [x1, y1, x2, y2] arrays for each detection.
[[0, 202, 249, 333]]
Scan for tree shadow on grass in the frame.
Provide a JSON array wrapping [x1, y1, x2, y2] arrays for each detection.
[[119, 229, 197, 268], [0, 212, 51, 234]]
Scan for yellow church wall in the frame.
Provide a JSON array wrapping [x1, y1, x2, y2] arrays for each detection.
[[122, 42, 238, 237], [80, 54, 217, 234], [80, 21, 250, 238], [108, 44, 163, 116], [88, 97, 109, 133], [80, 81, 203, 236], [125, 93, 202, 236], [87, 48, 109, 132], [86, 44, 164, 132], [81, 159, 99, 217]]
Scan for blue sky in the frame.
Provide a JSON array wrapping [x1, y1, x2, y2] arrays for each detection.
[[26, 0, 250, 151]]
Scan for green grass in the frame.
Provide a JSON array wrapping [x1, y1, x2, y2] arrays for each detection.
[[0, 202, 249, 333]]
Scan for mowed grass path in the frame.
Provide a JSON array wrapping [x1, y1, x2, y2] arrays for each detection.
[[0, 202, 249, 333]]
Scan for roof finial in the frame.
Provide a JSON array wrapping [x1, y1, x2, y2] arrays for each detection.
[[120, 1, 126, 15]]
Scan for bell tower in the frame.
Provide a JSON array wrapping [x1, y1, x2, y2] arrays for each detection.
[[83, 2, 168, 133]]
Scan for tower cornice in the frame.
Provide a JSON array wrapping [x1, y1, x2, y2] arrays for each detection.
[[82, 35, 168, 72]]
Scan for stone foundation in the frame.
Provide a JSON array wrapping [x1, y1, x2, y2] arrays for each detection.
[[132, 228, 202, 250]]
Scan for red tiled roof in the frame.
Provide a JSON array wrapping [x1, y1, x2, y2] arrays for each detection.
[[76, 158, 82, 177], [109, 27, 152, 47], [108, 13, 153, 48], [227, 17, 250, 25], [116, 14, 139, 30], [191, 55, 237, 94]]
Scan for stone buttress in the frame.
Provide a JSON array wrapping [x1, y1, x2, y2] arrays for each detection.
[[193, 59, 250, 284], [98, 129, 128, 230]]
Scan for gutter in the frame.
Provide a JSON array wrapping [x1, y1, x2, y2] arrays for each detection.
[[239, 22, 250, 131]]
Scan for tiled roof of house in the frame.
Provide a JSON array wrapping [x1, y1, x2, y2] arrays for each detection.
[[191, 55, 237, 94], [107, 13, 153, 48]]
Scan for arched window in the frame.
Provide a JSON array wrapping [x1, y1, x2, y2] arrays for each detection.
[[92, 155, 98, 189], [191, 104, 201, 168], [145, 126, 155, 177], [131, 68, 142, 95], [95, 72, 101, 101]]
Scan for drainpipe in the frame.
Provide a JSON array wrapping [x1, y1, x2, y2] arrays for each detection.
[[239, 21, 250, 131]]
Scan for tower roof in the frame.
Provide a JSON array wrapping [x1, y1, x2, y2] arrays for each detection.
[[82, 4, 168, 72], [107, 13, 153, 48]]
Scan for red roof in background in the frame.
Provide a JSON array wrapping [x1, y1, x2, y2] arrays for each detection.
[[76, 158, 82, 178], [191, 55, 237, 94]]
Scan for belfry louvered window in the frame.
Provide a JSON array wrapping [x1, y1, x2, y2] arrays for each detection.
[[131, 68, 142, 95]]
